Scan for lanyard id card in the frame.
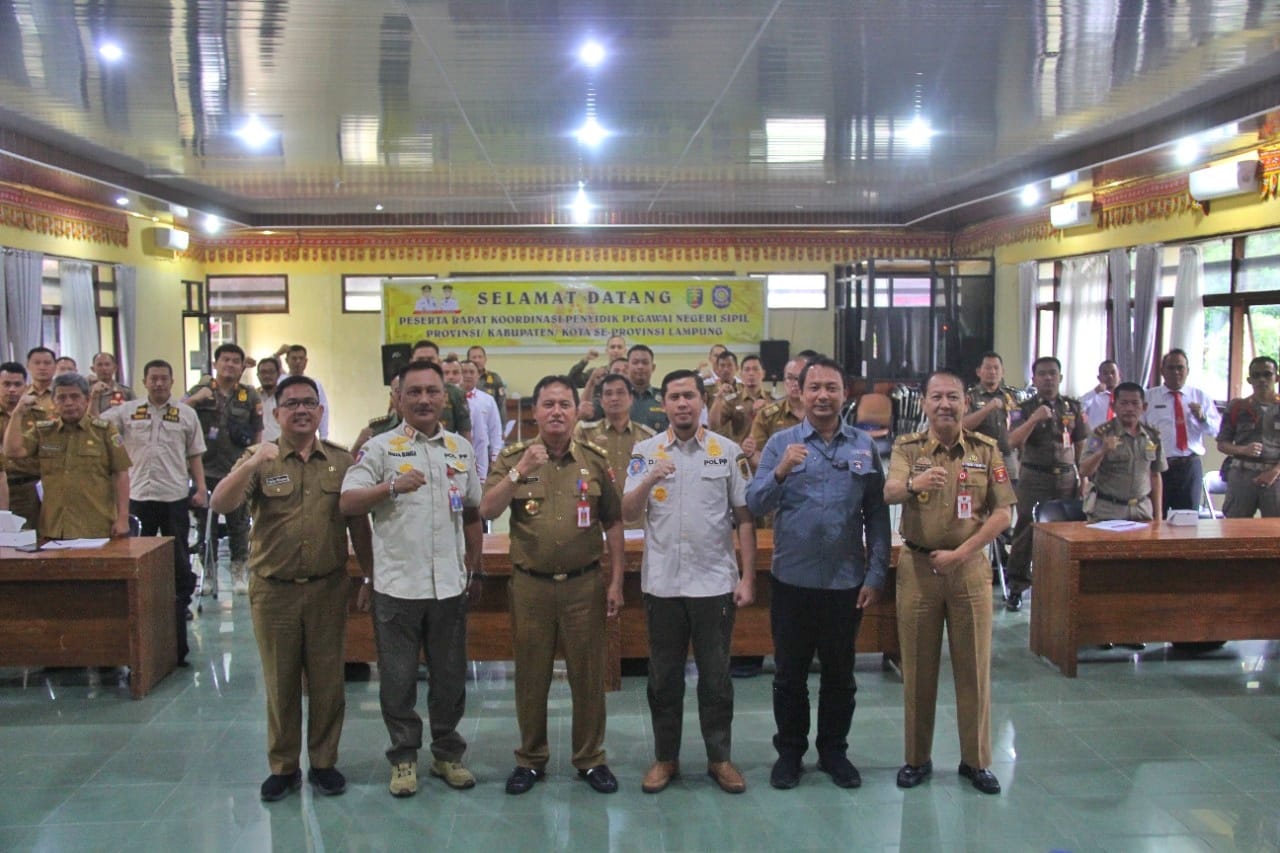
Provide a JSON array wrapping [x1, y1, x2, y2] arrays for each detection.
[[447, 468, 463, 513], [576, 477, 591, 528], [956, 468, 973, 519]]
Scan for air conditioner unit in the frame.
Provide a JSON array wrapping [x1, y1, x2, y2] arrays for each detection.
[[148, 227, 190, 252], [1189, 158, 1260, 202], [1049, 198, 1093, 230]]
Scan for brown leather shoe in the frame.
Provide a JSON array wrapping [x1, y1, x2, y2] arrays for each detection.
[[642, 760, 679, 794], [707, 761, 746, 794]]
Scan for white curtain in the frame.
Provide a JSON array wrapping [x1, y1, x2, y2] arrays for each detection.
[[1107, 248, 1132, 379], [3, 248, 43, 363], [1169, 245, 1205, 374], [1058, 254, 1109, 398], [114, 264, 137, 386], [1131, 245, 1161, 387], [58, 260, 97, 371], [1017, 261, 1037, 382]]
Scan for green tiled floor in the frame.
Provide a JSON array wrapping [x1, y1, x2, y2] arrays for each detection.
[[2, 573, 1278, 853]]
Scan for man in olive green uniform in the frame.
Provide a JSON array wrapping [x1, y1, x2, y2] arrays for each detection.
[[23, 347, 57, 420], [467, 345, 507, 416], [1, 362, 43, 528], [962, 351, 1021, 478], [211, 375, 373, 803], [574, 373, 656, 527], [3, 372, 132, 538], [186, 343, 263, 593], [886, 371, 1015, 796], [626, 345, 668, 432], [1217, 356, 1280, 517], [1080, 383, 1166, 522], [1004, 356, 1087, 611], [709, 354, 769, 445], [744, 355, 808, 470], [480, 375, 626, 796], [88, 351, 136, 414]]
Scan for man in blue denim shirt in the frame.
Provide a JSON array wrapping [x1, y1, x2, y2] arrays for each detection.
[[746, 355, 890, 791]]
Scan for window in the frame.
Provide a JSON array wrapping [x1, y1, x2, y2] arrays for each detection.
[[1034, 261, 1059, 360], [38, 257, 120, 360], [765, 273, 827, 309], [342, 274, 436, 313], [207, 275, 289, 313]]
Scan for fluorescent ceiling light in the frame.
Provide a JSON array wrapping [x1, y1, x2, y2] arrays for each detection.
[[579, 41, 606, 67], [98, 42, 124, 62], [203, 214, 222, 234], [575, 115, 609, 147], [115, 195, 129, 206], [764, 118, 825, 163], [898, 115, 934, 149], [1174, 137, 1200, 165], [571, 182, 592, 224], [1020, 185, 1041, 206], [234, 115, 276, 150]]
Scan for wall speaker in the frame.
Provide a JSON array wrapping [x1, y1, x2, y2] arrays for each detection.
[[380, 344, 411, 386], [759, 339, 790, 382]]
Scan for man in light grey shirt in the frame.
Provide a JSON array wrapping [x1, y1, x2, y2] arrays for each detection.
[[624, 368, 756, 796], [340, 360, 482, 799]]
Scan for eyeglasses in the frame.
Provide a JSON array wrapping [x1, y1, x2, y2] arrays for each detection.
[[278, 398, 320, 410]]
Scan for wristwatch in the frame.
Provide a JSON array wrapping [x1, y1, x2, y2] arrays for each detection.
[[906, 476, 919, 496], [508, 468, 522, 485]]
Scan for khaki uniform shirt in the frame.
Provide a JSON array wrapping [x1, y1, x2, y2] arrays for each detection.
[[574, 418, 657, 488], [1220, 397, 1280, 466], [93, 382, 136, 414], [890, 430, 1016, 551], [342, 423, 481, 600], [1083, 420, 1167, 519], [486, 438, 622, 573], [479, 369, 506, 414], [748, 398, 801, 451], [23, 385, 55, 419], [1014, 395, 1088, 469], [236, 436, 354, 581], [20, 416, 132, 538], [710, 385, 768, 445], [102, 398, 205, 502], [1, 406, 43, 480], [966, 383, 1020, 453], [625, 428, 750, 598], [187, 381, 264, 478]]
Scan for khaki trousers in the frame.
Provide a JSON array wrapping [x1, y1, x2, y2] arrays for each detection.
[[249, 569, 348, 775], [510, 567, 607, 771], [896, 549, 992, 769]]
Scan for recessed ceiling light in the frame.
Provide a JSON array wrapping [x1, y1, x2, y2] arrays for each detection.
[[1174, 137, 1200, 165], [261, 230, 275, 235], [234, 115, 276, 150], [575, 116, 609, 147], [374, 203, 384, 211], [98, 42, 124, 62], [579, 41, 606, 68], [898, 115, 934, 148], [203, 214, 222, 234], [1020, 184, 1041, 206], [115, 196, 129, 206]]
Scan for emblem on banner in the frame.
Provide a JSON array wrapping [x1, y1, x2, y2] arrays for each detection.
[[686, 287, 703, 308], [712, 285, 731, 309]]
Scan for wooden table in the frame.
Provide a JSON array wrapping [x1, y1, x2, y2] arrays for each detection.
[[1030, 519, 1280, 677], [345, 531, 901, 690], [0, 538, 177, 698]]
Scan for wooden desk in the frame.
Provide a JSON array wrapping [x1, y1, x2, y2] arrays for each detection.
[[0, 538, 177, 698], [345, 532, 900, 690], [1030, 519, 1280, 677]]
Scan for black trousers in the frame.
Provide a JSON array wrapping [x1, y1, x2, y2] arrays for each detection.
[[1162, 455, 1202, 512], [130, 497, 194, 662], [769, 576, 863, 760]]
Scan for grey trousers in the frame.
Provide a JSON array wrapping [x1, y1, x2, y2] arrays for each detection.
[[645, 592, 736, 763], [372, 590, 469, 766]]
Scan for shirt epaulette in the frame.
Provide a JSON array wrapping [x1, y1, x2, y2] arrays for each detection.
[[575, 440, 609, 461], [1092, 421, 1113, 437], [366, 413, 396, 429], [635, 422, 657, 438], [760, 401, 784, 419], [1140, 423, 1162, 442], [90, 418, 109, 429], [320, 438, 350, 453], [35, 419, 56, 429], [967, 431, 999, 448], [893, 431, 928, 447], [500, 441, 527, 457]]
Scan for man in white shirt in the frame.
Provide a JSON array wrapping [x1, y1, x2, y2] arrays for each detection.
[[1080, 360, 1120, 429], [257, 357, 282, 442], [277, 344, 330, 440], [1144, 348, 1221, 512], [340, 360, 483, 798], [459, 359, 503, 480]]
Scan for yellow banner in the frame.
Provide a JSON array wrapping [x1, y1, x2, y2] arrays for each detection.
[[383, 277, 765, 351]]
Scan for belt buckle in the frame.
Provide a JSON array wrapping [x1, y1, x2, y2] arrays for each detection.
[[552, 573, 568, 582]]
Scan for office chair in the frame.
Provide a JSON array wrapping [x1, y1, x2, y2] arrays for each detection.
[[850, 392, 894, 458], [1033, 499, 1086, 523], [1200, 470, 1227, 519]]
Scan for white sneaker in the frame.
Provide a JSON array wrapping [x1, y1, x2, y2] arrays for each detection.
[[389, 762, 417, 797], [231, 560, 248, 595]]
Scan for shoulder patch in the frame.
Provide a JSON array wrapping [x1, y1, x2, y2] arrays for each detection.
[[321, 438, 350, 452], [91, 418, 109, 428], [36, 419, 56, 429], [761, 401, 782, 417], [367, 413, 394, 428], [636, 423, 657, 438], [968, 431, 998, 447], [500, 442, 526, 457], [893, 431, 927, 446], [577, 440, 608, 459]]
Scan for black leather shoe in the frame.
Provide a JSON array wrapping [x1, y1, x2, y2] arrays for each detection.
[[816, 753, 862, 789], [958, 763, 1001, 795], [578, 764, 618, 793], [1004, 591, 1022, 612], [896, 760, 933, 789], [260, 769, 302, 802], [307, 766, 347, 796], [769, 755, 802, 789], [504, 766, 543, 795]]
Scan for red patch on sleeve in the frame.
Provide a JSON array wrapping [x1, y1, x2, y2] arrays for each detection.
[[993, 465, 1008, 483]]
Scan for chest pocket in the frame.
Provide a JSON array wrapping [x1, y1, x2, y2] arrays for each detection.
[[77, 438, 106, 459], [320, 470, 344, 494], [700, 462, 732, 481], [262, 475, 295, 499], [512, 481, 547, 521]]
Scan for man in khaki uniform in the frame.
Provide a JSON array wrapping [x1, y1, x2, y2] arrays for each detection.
[[744, 355, 809, 470], [23, 347, 57, 419], [963, 351, 1021, 478], [709, 354, 769, 444], [3, 372, 132, 538], [1217, 356, 1280, 518], [88, 351, 136, 414], [211, 375, 373, 803], [480, 375, 626, 796], [574, 373, 656, 520], [1080, 382, 1166, 522], [1, 361, 43, 528], [341, 360, 483, 798], [886, 370, 1015, 796]]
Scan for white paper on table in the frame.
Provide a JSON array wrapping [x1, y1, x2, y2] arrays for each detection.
[[623, 528, 646, 541], [40, 538, 111, 549], [1085, 520, 1147, 532]]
